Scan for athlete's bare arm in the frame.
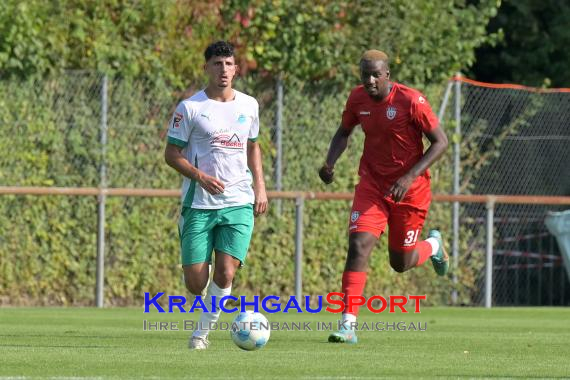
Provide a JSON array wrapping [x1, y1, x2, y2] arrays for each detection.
[[319, 126, 353, 184], [247, 140, 268, 216], [164, 143, 225, 195], [387, 126, 448, 202]]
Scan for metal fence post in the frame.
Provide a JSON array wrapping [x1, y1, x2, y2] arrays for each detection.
[[96, 74, 108, 308], [452, 73, 462, 305], [485, 198, 495, 308], [294, 195, 304, 304], [437, 79, 455, 303], [275, 77, 283, 214], [437, 81, 453, 121]]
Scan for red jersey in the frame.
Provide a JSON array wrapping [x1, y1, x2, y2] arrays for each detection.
[[341, 82, 439, 182]]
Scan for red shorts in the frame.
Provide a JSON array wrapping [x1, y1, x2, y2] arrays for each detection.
[[349, 174, 431, 252]]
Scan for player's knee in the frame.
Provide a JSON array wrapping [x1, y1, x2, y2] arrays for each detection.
[[184, 278, 207, 295], [348, 238, 371, 258], [389, 249, 414, 273], [185, 283, 204, 296], [389, 260, 407, 273], [214, 267, 236, 287]]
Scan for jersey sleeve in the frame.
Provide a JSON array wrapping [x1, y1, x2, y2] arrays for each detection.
[[411, 93, 439, 133], [341, 92, 359, 132], [248, 101, 260, 142], [167, 102, 192, 148]]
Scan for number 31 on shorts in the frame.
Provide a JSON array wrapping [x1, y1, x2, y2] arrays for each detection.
[[404, 229, 420, 246]]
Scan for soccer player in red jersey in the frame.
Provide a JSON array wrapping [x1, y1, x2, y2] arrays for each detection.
[[319, 50, 449, 344]]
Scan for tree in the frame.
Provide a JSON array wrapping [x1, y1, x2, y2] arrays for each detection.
[[222, 0, 501, 87], [471, 0, 570, 87], [2, 0, 501, 88], [0, 0, 226, 87]]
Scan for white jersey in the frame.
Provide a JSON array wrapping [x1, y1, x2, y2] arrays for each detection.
[[167, 89, 259, 209]]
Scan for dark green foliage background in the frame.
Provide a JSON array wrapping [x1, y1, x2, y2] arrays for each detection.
[[0, 75, 466, 306], [0, 0, 505, 305]]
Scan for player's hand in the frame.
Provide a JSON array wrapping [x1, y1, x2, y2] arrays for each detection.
[[253, 187, 268, 216], [198, 174, 225, 195], [386, 174, 415, 203], [319, 164, 335, 184]]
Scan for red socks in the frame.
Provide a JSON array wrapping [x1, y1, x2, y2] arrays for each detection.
[[414, 241, 433, 266], [341, 271, 367, 315], [340, 243, 431, 316]]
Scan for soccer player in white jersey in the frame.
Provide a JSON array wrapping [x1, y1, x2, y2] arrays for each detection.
[[165, 41, 268, 350]]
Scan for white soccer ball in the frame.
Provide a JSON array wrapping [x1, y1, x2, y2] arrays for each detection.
[[230, 310, 270, 351]]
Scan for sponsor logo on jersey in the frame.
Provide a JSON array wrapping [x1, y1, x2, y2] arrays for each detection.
[[418, 96, 425, 104], [173, 112, 183, 128], [359, 111, 371, 116], [386, 106, 397, 120], [211, 133, 244, 149], [200, 113, 211, 121]]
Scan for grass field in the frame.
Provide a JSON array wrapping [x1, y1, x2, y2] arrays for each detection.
[[1, 307, 569, 379]]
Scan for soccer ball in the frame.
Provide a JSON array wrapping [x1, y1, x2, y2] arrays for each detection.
[[230, 310, 270, 351]]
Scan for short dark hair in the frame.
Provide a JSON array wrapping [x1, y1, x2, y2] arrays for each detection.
[[204, 41, 235, 62]]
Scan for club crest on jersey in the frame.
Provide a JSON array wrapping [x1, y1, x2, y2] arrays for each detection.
[[351, 211, 360, 223], [237, 114, 247, 124], [386, 106, 397, 120]]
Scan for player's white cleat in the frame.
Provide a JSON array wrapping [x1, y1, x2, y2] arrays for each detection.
[[328, 323, 358, 344], [429, 229, 449, 276], [189, 335, 210, 350]]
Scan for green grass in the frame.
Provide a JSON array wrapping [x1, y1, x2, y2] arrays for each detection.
[[1, 307, 569, 379]]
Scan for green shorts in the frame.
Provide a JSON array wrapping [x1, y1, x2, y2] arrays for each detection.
[[178, 204, 254, 266]]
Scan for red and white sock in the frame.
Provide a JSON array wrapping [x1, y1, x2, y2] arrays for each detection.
[[414, 237, 440, 266], [341, 271, 367, 317]]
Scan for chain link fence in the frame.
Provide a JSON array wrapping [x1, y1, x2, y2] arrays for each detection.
[[0, 72, 183, 305], [445, 77, 570, 306], [1, 72, 569, 306]]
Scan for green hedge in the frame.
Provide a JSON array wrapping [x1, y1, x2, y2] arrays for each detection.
[[0, 74, 472, 306]]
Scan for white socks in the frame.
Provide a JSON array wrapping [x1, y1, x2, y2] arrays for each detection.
[[426, 237, 440, 256], [342, 313, 357, 325], [192, 281, 231, 338]]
